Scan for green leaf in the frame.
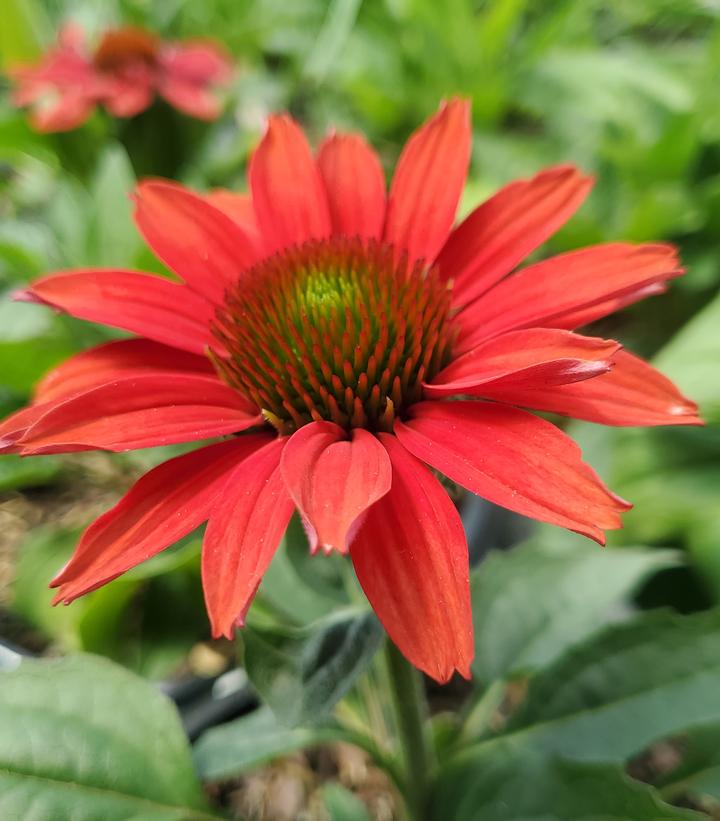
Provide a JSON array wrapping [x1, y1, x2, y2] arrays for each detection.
[[89, 144, 141, 267], [654, 290, 720, 424], [658, 722, 720, 807], [193, 707, 347, 781], [0, 654, 217, 820], [304, 0, 362, 83], [431, 745, 702, 821], [482, 609, 720, 763], [12, 527, 208, 678], [322, 783, 370, 821], [244, 608, 384, 727], [0, 291, 52, 341], [0, 453, 62, 492], [257, 514, 348, 627], [0, 0, 49, 67], [0, 333, 78, 394], [470, 541, 678, 683]]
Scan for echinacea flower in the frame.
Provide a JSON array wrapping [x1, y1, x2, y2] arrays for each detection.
[[0, 100, 700, 682], [9, 23, 232, 132]]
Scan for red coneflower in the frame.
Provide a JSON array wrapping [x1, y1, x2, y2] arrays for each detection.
[[9, 23, 232, 132], [0, 100, 700, 682]]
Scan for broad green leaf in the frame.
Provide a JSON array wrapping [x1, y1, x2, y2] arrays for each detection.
[[470, 541, 678, 683], [474, 609, 720, 763], [193, 707, 347, 781], [431, 745, 701, 821], [658, 722, 720, 807], [654, 290, 720, 424], [0, 654, 216, 820], [244, 608, 384, 727]]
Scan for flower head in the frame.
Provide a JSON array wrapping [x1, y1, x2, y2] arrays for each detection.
[[9, 23, 232, 132], [0, 100, 700, 682]]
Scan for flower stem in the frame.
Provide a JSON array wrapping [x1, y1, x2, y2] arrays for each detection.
[[385, 640, 433, 820]]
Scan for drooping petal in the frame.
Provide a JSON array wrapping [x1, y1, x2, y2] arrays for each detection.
[[157, 77, 222, 120], [15, 269, 217, 355], [249, 114, 331, 254], [549, 282, 669, 331], [384, 98, 471, 266], [204, 189, 264, 256], [17, 373, 261, 454], [437, 165, 594, 306], [455, 243, 682, 352], [316, 133, 386, 239], [350, 433, 473, 683], [202, 437, 294, 638], [425, 328, 619, 398], [133, 180, 259, 304], [479, 350, 702, 427], [51, 434, 272, 603], [395, 401, 630, 543], [34, 338, 214, 403], [281, 421, 391, 554]]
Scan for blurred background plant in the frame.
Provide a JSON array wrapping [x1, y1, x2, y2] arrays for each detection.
[[2, 0, 720, 819]]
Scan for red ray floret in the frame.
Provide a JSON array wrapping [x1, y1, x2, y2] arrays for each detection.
[[0, 98, 702, 682]]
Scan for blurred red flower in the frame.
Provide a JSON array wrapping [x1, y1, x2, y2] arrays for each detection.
[[9, 23, 232, 131], [0, 100, 700, 681]]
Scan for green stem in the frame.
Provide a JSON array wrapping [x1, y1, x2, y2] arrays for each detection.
[[385, 640, 433, 820]]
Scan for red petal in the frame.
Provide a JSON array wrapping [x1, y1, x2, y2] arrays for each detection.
[[281, 421, 391, 554], [17, 373, 261, 454], [425, 329, 619, 398], [16, 270, 217, 355], [316, 133, 386, 239], [455, 243, 683, 352], [384, 99, 471, 266], [30, 89, 96, 132], [103, 78, 153, 117], [550, 282, 669, 330], [159, 42, 232, 85], [0, 405, 49, 453], [133, 180, 259, 304], [202, 437, 294, 638], [350, 434, 473, 683], [395, 401, 630, 543], [51, 434, 272, 603], [249, 114, 331, 254], [157, 78, 221, 120], [204, 189, 264, 256], [437, 165, 593, 306], [480, 349, 702, 427], [34, 338, 214, 403]]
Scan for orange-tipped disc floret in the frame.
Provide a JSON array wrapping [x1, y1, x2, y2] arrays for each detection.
[[212, 237, 454, 434]]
